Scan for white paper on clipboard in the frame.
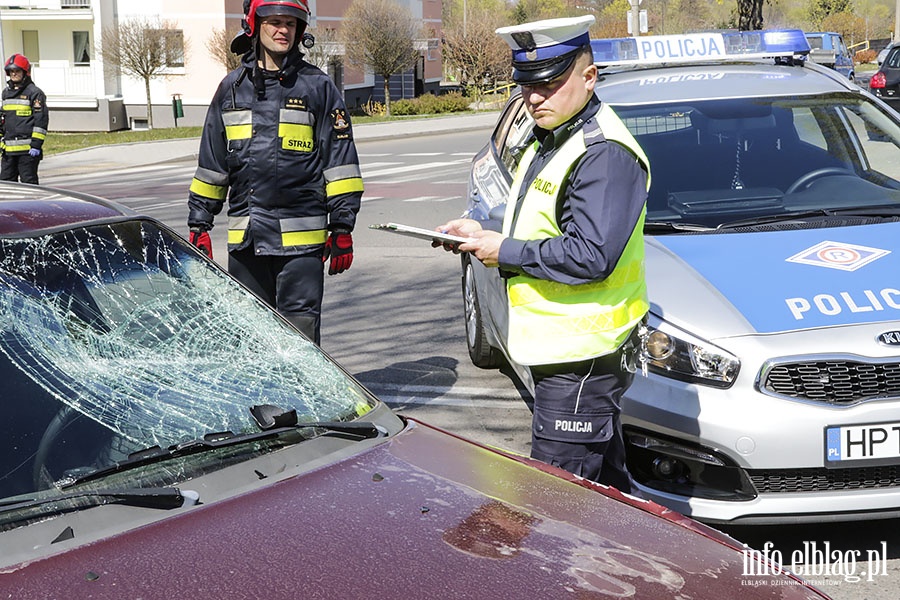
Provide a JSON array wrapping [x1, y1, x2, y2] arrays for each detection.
[[369, 222, 473, 245]]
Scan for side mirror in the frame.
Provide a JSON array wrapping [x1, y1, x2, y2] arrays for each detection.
[[488, 204, 507, 228]]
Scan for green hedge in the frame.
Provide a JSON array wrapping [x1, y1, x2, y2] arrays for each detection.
[[390, 92, 470, 116]]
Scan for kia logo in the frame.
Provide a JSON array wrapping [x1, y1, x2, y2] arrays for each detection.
[[877, 331, 900, 346]]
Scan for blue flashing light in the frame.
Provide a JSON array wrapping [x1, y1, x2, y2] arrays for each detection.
[[590, 29, 810, 66]]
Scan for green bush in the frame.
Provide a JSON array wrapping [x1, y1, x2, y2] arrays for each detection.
[[390, 92, 470, 116]]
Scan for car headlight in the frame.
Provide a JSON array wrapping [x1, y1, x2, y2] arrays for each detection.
[[641, 325, 739, 388]]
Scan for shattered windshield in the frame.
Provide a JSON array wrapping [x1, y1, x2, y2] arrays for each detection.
[[0, 219, 375, 498]]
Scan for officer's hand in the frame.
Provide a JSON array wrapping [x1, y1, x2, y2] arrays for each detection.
[[28, 148, 40, 158], [324, 230, 353, 275], [432, 218, 482, 252], [189, 227, 213, 260]]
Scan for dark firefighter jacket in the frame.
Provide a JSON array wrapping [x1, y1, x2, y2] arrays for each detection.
[[188, 47, 363, 255], [1, 76, 48, 154]]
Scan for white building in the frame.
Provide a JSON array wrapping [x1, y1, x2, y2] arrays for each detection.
[[0, 0, 443, 132]]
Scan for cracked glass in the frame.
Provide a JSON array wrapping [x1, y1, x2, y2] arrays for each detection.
[[0, 219, 375, 498]]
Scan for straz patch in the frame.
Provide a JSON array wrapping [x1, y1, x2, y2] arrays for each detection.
[[285, 97, 307, 111], [786, 241, 890, 272], [331, 108, 351, 140]]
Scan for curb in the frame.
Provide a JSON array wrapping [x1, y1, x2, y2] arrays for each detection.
[[43, 110, 501, 175]]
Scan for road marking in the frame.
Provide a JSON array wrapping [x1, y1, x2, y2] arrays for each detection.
[[363, 159, 470, 178]]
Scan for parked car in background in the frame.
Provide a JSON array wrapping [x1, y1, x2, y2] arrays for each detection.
[[870, 42, 900, 111], [877, 41, 892, 65], [805, 31, 855, 80], [463, 29, 900, 525], [0, 183, 831, 598]]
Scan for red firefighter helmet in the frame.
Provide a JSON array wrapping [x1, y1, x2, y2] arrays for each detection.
[[4, 54, 30, 75], [230, 0, 310, 54]]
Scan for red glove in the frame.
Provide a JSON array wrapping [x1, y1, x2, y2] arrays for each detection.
[[323, 230, 353, 275], [189, 228, 213, 260]]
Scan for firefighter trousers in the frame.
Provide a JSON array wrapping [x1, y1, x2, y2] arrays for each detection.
[[228, 246, 324, 344]]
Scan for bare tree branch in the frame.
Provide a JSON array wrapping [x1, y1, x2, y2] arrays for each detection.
[[341, 0, 420, 116], [100, 17, 190, 129], [207, 27, 243, 72]]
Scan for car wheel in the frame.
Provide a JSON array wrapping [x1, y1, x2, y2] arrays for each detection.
[[462, 257, 502, 369]]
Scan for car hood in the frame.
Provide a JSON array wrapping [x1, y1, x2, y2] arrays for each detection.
[[647, 222, 900, 338], [0, 420, 826, 599]]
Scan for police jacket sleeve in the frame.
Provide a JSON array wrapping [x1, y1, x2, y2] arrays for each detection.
[[188, 82, 230, 230], [318, 79, 363, 232], [498, 141, 648, 286], [30, 85, 48, 151]]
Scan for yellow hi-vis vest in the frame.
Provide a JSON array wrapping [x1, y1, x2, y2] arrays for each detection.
[[502, 104, 651, 366]]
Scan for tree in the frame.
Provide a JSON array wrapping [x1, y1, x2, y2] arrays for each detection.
[[341, 0, 420, 116], [305, 27, 343, 73], [207, 27, 243, 72], [443, 8, 510, 94], [100, 17, 189, 129], [809, 0, 853, 28], [737, 0, 765, 29]]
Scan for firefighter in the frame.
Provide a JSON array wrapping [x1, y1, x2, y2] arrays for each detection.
[[1, 54, 48, 184], [436, 16, 650, 492], [187, 0, 363, 344]]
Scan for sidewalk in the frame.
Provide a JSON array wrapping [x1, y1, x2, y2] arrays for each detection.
[[42, 110, 501, 176]]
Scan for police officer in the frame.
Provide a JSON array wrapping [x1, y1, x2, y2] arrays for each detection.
[[188, 0, 363, 344], [437, 16, 650, 492], [1, 54, 48, 184]]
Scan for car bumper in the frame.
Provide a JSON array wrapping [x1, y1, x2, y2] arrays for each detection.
[[623, 371, 900, 524]]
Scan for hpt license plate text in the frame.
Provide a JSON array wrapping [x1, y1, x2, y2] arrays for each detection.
[[826, 422, 900, 465]]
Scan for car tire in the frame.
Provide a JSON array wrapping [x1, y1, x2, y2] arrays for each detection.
[[462, 256, 503, 369]]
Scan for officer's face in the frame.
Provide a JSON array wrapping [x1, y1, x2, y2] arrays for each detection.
[[6, 68, 23, 83], [259, 15, 298, 57], [521, 53, 597, 130]]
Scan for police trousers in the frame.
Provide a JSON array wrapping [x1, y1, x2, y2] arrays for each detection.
[[530, 349, 637, 494], [228, 246, 324, 344]]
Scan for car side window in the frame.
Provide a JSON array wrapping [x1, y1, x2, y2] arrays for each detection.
[[498, 99, 534, 175], [792, 107, 830, 151]]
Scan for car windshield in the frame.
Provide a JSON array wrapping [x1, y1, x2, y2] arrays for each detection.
[[0, 219, 376, 499], [613, 92, 900, 229]]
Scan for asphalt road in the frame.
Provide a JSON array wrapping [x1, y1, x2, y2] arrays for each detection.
[[41, 128, 900, 600]]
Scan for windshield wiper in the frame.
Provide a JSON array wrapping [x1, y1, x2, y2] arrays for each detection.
[[719, 205, 900, 230], [0, 487, 198, 529], [645, 221, 715, 233], [64, 420, 387, 488], [717, 209, 834, 229]]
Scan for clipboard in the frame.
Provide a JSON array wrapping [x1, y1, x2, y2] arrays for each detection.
[[369, 222, 473, 245]]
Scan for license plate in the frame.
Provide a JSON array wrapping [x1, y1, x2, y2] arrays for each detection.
[[825, 421, 900, 468]]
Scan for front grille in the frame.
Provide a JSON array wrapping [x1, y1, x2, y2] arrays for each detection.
[[749, 466, 900, 493], [761, 359, 900, 405]]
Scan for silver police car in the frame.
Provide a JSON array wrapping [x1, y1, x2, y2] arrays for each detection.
[[462, 29, 900, 524]]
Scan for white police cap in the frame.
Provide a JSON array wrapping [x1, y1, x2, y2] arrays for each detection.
[[496, 15, 595, 85]]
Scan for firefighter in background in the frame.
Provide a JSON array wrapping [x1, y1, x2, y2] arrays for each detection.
[[187, 0, 363, 344], [1, 54, 48, 184]]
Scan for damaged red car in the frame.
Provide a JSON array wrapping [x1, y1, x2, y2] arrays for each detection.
[[0, 184, 829, 599]]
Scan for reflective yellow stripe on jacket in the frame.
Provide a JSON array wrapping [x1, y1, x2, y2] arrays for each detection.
[[324, 164, 364, 197]]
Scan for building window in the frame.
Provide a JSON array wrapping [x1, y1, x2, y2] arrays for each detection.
[[73, 31, 90, 65], [23, 31, 39, 66], [164, 30, 184, 68]]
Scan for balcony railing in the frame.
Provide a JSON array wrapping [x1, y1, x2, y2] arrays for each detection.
[[32, 64, 96, 98]]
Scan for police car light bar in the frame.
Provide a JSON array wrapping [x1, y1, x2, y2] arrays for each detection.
[[591, 29, 810, 66]]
